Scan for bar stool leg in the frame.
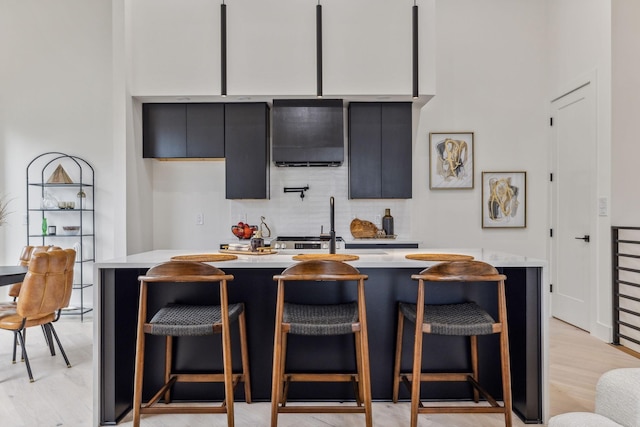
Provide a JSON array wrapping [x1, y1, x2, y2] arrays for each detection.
[[410, 281, 426, 427], [470, 335, 480, 403], [354, 330, 364, 406], [132, 283, 148, 427], [270, 330, 285, 426], [392, 308, 405, 403], [499, 281, 513, 427], [280, 332, 289, 405], [220, 291, 234, 427], [238, 309, 252, 403], [358, 329, 373, 426], [271, 281, 285, 427], [164, 336, 173, 403]]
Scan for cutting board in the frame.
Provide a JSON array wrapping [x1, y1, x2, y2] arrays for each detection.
[[405, 253, 474, 262], [170, 253, 238, 262], [292, 253, 360, 261], [219, 249, 278, 256]]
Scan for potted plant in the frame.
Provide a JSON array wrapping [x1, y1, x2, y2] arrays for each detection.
[[0, 195, 12, 226]]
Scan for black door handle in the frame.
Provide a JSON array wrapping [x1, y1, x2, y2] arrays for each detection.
[[575, 235, 590, 242]]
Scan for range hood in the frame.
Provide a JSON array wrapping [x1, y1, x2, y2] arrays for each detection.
[[272, 99, 344, 166]]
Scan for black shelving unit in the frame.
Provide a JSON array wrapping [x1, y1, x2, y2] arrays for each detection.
[[26, 152, 95, 321]]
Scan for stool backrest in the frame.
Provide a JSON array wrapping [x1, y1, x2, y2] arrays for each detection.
[[413, 260, 506, 282], [139, 261, 232, 283], [274, 260, 368, 282]]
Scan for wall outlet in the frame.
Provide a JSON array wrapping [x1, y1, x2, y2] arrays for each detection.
[[196, 212, 204, 225]]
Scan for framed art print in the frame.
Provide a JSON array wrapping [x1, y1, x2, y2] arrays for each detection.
[[482, 171, 526, 228], [429, 132, 474, 189]]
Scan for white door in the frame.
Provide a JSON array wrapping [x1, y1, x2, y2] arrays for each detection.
[[550, 82, 597, 331]]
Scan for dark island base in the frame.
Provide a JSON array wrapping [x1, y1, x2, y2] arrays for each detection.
[[98, 266, 542, 425]]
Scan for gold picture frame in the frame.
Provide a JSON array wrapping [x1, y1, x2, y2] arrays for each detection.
[[429, 132, 474, 189], [482, 171, 526, 228]]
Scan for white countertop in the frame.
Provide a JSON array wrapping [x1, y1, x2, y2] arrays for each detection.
[[96, 248, 547, 270]]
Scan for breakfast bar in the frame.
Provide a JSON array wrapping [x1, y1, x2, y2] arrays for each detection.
[[93, 248, 548, 426]]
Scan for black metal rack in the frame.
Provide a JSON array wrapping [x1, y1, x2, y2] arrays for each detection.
[[611, 226, 640, 349], [26, 152, 95, 321]]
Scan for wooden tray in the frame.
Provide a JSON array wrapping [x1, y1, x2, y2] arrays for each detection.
[[292, 254, 360, 261], [405, 253, 474, 262], [170, 253, 238, 262], [219, 249, 278, 256]]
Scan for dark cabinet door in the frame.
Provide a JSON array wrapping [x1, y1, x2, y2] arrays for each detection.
[[186, 103, 225, 158], [143, 103, 186, 158], [381, 103, 412, 198], [349, 103, 382, 198], [225, 103, 270, 199], [349, 102, 412, 199], [143, 103, 225, 158]]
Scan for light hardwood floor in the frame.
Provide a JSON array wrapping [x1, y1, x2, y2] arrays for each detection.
[[0, 316, 638, 427]]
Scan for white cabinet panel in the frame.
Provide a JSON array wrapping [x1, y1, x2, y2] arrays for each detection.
[[227, 0, 316, 96], [131, 0, 220, 96], [129, 0, 434, 97], [323, 0, 434, 97]]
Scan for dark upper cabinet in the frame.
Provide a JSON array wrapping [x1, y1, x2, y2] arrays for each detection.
[[224, 103, 270, 199], [186, 104, 224, 157], [349, 102, 412, 199], [142, 103, 224, 158]]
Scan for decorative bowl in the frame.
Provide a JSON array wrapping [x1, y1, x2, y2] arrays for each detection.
[[231, 224, 258, 240], [62, 226, 80, 235]]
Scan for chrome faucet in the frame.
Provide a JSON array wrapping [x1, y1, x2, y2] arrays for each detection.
[[330, 196, 336, 254]]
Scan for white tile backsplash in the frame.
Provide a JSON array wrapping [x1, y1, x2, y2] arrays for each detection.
[[230, 165, 410, 240]]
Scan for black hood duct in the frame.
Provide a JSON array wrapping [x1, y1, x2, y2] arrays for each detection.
[[272, 99, 344, 167]]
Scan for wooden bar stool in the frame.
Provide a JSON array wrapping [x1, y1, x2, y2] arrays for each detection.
[[392, 260, 512, 427], [132, 261, 251, 427], [270, 260, 372, 427]]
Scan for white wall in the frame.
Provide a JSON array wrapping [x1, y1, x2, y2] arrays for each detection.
[[415, 0, 548, 257], [0, 0, 114, 309], [547, 0, 613, 340], [612, 1, 640, 225]]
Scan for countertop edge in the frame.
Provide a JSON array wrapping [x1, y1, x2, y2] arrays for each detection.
[[95, 248, 547, 269]]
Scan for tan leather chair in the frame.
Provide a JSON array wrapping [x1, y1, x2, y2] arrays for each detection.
[[3, 245, 63, 360], [132, 261, 251, 427], [270, 260, 372, 427], [0, 248, 76, 382], [392, 260, 513, 427], [8, 245, 61, 298]]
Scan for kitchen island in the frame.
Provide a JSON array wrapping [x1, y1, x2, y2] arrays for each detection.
[[93, 248, 548, 426]]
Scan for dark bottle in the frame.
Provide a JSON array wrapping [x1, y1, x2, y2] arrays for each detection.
[[382, 208, 394, 236]]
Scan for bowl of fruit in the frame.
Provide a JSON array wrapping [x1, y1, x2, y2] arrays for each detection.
[[231, 222, 258, 240]]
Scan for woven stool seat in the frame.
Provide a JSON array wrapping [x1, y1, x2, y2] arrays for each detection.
[[147, 303, 244, 336], [283, 302, 358, 336], [399, 302, 496, 336]]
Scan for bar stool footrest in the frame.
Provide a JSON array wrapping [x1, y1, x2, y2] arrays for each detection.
[[278, 405, 367, 414]]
